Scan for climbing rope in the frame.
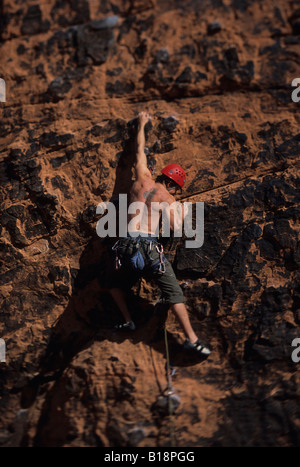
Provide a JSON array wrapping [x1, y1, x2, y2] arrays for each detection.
[[164, 327, 176, 447]]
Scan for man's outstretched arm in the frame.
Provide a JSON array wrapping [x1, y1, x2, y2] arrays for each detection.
[[135, 111, 151, 180]]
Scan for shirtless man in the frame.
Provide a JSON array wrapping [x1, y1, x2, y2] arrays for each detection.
[[107, 111, 211, 357]]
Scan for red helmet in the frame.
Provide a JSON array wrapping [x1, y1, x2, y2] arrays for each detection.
[[161, 164, 186, 188]]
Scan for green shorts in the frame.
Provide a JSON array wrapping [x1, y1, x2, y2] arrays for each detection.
[[106, 236, 185, 305]]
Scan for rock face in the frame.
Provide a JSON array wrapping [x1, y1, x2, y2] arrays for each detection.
[[0, 0, 300, 447]]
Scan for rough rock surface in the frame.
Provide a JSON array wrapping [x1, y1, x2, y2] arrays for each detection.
[[0, 0, 300, 447]]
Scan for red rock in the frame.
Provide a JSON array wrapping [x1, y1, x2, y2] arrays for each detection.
[[0, 0, 299, 448]]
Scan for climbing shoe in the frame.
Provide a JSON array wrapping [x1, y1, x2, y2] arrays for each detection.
[[114, 320, 136, 331], [183, 338, 211, 357]]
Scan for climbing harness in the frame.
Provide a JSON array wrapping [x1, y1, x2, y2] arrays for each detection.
[[111, 237, 166, 273]]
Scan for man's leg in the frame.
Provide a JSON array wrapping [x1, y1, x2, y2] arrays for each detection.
[[170, 302, 211, 355], [109, 288, 135, 330], [148, 255, 211, 356], [170, 302, 198, 344], [145, 253, 196, 339], [110, 288, 132, 322]]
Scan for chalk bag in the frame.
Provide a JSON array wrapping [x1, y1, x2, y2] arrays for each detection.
[[130, 244, 145, 271]]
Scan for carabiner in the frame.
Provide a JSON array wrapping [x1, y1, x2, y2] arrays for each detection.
[[112, 240, 120, 251], [156, 243, 166, 274]]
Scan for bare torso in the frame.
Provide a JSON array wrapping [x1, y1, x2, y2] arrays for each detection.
[[128, 176, 175, 235]]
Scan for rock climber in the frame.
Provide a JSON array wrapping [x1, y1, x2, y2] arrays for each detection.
[[106, 111, 211, 358]]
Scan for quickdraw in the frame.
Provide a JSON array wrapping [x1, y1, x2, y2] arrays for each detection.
[[155, 243, 166, 273], [112, 240, 121, 270]]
